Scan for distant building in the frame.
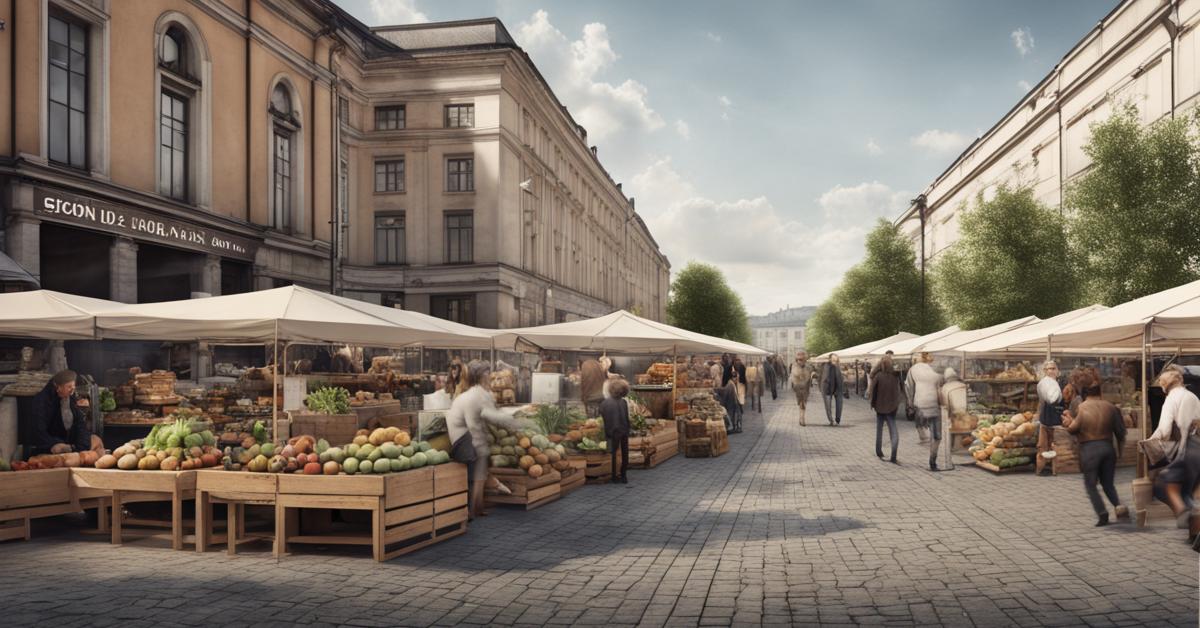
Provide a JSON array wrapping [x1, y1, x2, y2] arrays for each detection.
[[749, 306, 816, 355]]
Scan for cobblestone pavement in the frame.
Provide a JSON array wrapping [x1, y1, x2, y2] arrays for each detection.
[[2, 394, 1197, 627]]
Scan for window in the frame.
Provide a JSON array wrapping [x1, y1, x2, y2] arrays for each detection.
[[375, 105, 404, 130], [48, 14, 88, 168], [160, 26, 188, 78], [339, 97, 350, 125], [444, 104, 474, 128], [445, 211, 473, 264], [432, 294, 476, 326], [446, 157, 473, 192], [269, 82, 298, 231], [375, 159, 404, 193], [794, 330, 803, 340], [159, 90, 188, 199], [374, 213, 405, 265]]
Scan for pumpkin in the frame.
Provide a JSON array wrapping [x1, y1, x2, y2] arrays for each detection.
[[394, 431, 412, 447], [534, 453, 549, 466], [527, 446, 542, 457], [546, 449, 562, 463], [518, 455, 535, 470], [518, 437, 532, 449]]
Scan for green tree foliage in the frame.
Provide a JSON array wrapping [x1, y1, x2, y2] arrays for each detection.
[[666, 262, 752, 344], [933, 184, 1077, 329], [805, 220, 944, 355], [1067, 104, 1200, 305]]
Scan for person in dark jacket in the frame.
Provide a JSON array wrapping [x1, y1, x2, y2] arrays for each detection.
[[764, 355, 778, 400], [1063, 379, 1128, 526], [819, 355, 846, 426], [601, 378, 632, 484], [871, 356, 903, 463], [29, 370, 92, 457]]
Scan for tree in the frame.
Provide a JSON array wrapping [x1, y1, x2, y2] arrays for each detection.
[[1066, 104, 1200, 305], [666, 262, 752, 344], [805, 220, 944, 354], [933, 184, 1077, 329]]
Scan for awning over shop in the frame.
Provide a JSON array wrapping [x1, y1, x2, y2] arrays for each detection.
[[0, 251, 39, 290], [94, 285, 494, 349], [954, 305, 1110, 355], [0, 289, 127, 340], [866, 326, 961, 360], [490, 309, 768, 356], [1047, 279, 1200, 351], [816, 332, 918, 362], [917, 316, 1040, 354]]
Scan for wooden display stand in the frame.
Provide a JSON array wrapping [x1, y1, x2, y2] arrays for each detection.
[[568, 452, 612, 484], [289, 412, 359, 446], [629, 425, 679, 468], [195, 470, 276, 555], [559, 459, 586, 494], [70, 468, 197, 549], [485, 467, 562, 510], [0, 468, 108, 542], [275, 463, 467, 562]]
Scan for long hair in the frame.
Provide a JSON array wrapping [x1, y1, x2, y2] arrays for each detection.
[[466, 359, 492, 388]]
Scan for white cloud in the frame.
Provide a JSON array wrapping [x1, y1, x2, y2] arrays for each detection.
[[911, 129, 971, 155], [1017, 79, 1032, 93], [369, 0, 428, 24], [718, 95, 732, 107], [515, 11, 663, 142], [629, 158, 910, 314], [675, 119, 691, 140], [1011, 27, 1035, 57], [705, 31, 722, 43], [866, 139, 883, 156]]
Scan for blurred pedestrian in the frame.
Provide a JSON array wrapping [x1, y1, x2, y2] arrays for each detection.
[[871, 355, 902, 463], [790, 351, 816, 426], [819, 354, 846, 426], [601, 378, 632, 484], [764, 355, 779, 400], [1036, 360, 1064, 476], [905, 352, 944, 469], [1148, 365, 1200, 531], [1062, 377, 1128, 526], [746, 359, 764, 413]]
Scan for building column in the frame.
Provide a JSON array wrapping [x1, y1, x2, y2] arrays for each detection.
[[5, 217, 40, 281], [109, 237, 138, 303], [192, 254, 222, 297]]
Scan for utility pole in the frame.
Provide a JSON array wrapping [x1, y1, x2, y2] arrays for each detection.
[[913, 194, 928, 333]]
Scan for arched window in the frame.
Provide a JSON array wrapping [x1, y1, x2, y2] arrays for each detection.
[[156, 20, 205, 203], [269, 81, 300, 231]]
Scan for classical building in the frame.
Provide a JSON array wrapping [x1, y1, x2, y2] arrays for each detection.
[[748, 306, 815, 355], [0, 0, 669, 328], [896, 0, 1199, 261]]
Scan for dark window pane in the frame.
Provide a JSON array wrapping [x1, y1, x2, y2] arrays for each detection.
[[69, 23, 86, 52], [50, 42, 68, 67], [69, 73, 85, 108], [49, 66, 67, 103], [50, 18, 67, 46], [49, 103, 67, 163], [70, 51, 86, 73], [69, 110, 86, 167]]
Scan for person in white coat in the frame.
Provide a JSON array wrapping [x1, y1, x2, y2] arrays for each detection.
[[905, 352, 944, 470], [446, 360, 528, 519]]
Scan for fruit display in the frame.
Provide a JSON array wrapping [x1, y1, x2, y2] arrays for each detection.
[[4, 450, 103, 471], [305, 386, 351, 414], [490, 369, 517, 405], [486, 426, 571, 478], [219, 426, 450, 475], [676, 390, 727, 423], [967, 412, 1038, 468]]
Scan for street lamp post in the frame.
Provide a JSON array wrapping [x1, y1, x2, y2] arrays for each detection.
[[912, 194, 928, 333]]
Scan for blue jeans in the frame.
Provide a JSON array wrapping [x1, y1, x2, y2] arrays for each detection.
[[823, 393, 843, 424], [876, 412, 898, 459]]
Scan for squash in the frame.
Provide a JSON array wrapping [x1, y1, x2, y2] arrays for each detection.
[[95, 454, 118, 469], [518, 455, 535, 470], [534, 453, 549, 466], [527, 464, 544, 478], [394, 431, 412, 447]]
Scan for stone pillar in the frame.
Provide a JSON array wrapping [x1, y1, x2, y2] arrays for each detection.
[[195, 341, 213, 380], [5, 218, 40, 281], [109, 237, 138, 303], [192, 254, 221, 297]]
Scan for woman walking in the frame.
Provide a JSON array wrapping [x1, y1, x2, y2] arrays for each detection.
[[790, 351, 816, 426], [905, 352, 943, 469], [1148, 365, 1200, 531], [819, 354, 846, 426], [601, 378, 632, 484], [1062, 376, 1128, 526], [871, 355, 903, 463], [446, 360, 528, 519]]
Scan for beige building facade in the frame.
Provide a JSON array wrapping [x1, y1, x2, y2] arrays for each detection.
[[748, 306, 815, 355], [0, 0, 669, 328], [896, 0, 1200, 261]]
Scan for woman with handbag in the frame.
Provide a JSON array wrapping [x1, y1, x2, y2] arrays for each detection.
[[446, 360, 528, 519], [1148, 365, 1200, 529]]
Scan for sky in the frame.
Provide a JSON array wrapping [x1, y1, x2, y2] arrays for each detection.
[[339, 0, 1116, 315]]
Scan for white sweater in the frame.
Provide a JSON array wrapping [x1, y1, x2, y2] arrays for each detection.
[[905, 362, 942, 413], [445, 385, 523, 449], [1152, 386, 1200, 441]]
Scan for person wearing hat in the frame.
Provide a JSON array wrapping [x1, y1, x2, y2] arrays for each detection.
[[29, 369, 93, 457]]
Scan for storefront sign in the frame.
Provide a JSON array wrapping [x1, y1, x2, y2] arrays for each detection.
[[34, 188, 260, 262]]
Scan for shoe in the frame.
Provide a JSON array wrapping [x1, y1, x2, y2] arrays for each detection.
[[1096, 512, 1109, 527], [876, 452, 884, 459], [1177, 510, 1192, 529], [929, 461, 939, 472], [1192, 533, 1200, 553], [1115, 505, 1130, 522], [889, 458, 898, 465], [620, 476, 628, 484], [1038, 468, 1053, 477]]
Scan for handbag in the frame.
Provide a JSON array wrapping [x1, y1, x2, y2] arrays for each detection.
[[450, 433, 477, 465], [1140, 422, 1181, 469]]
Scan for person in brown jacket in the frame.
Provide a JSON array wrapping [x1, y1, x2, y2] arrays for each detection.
[[870, 355, 903, 463], [1063, 379, 1128, 526]]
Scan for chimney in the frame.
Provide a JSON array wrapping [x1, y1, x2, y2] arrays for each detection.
[[590, 146, 597, 157], [629, 197, 635, 208]]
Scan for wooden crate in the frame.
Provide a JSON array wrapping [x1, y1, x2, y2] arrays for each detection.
[[275, 464, 466, 562], [568, 452, 612, 484], [685, 437, 713, 458], [289, 412, 359, 445], [70, 468, 197, 549], [0, 469, 101, 543], [973, 461, 1034, 474], [486, 467, 562, 510], [195, 470, 277, 555]]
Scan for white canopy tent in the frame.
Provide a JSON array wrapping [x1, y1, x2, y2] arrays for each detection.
[[867, 326, 961, 360], [1046, 279, 1200, 351], [816, 332, 918, 362], [954, 305, 1111, 356], [917, 316, 1040, 354], [94, 285, 494, 349], [489, 309, 768, 356], [0, 289, 128, 340]]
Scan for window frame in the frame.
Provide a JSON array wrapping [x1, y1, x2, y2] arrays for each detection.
[[444, 104, 475, 129], [271, 125, 294, 231], [47, 11, 89, 170], [374, 211, 406, 266], [158, 87, 189, 200], [444, 210, 474, 265], [374, 105, 405, 131], [432, 294, 476, 326], [445, 156, 474, 193], [374, 158, 405, 194]]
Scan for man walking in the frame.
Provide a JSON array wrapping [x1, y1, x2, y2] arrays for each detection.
[[819, 354, 846, 426], [906, 352, 944, 470], [764, 355, 779, 400], [790, 351, 816, 426]]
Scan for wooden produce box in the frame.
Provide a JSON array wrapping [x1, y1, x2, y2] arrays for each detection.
[[630, 425, 680, 469], [974, 461, 1034, 474], [275, 464, 467, 562], [685, 437, 714, 458], [351, 401, 406, 427], [69, 468, 197, 549], [195, 470, 277, 555], [568, 452, 612, 484], [486, 467, 562, 510], [708, 420, 729, 457], [289, 412, 358, 445], [0, 468, 99, 543], [559, 459, 586, 495]]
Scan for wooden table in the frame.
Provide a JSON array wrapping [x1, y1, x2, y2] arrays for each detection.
[[195, 470, 277, 555], [1, 468, 108, 542], [69, 468, 196, 549]]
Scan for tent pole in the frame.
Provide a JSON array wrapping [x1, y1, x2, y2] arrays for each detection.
[[272, 322, 279, 445], [672, 344, 677, 420]]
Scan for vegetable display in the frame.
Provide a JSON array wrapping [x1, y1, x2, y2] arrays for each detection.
[[968, 412, 1038, 468], [220, 427, 451, 475], [487, 427, 570, 478], [305, 386, 351, 415]]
